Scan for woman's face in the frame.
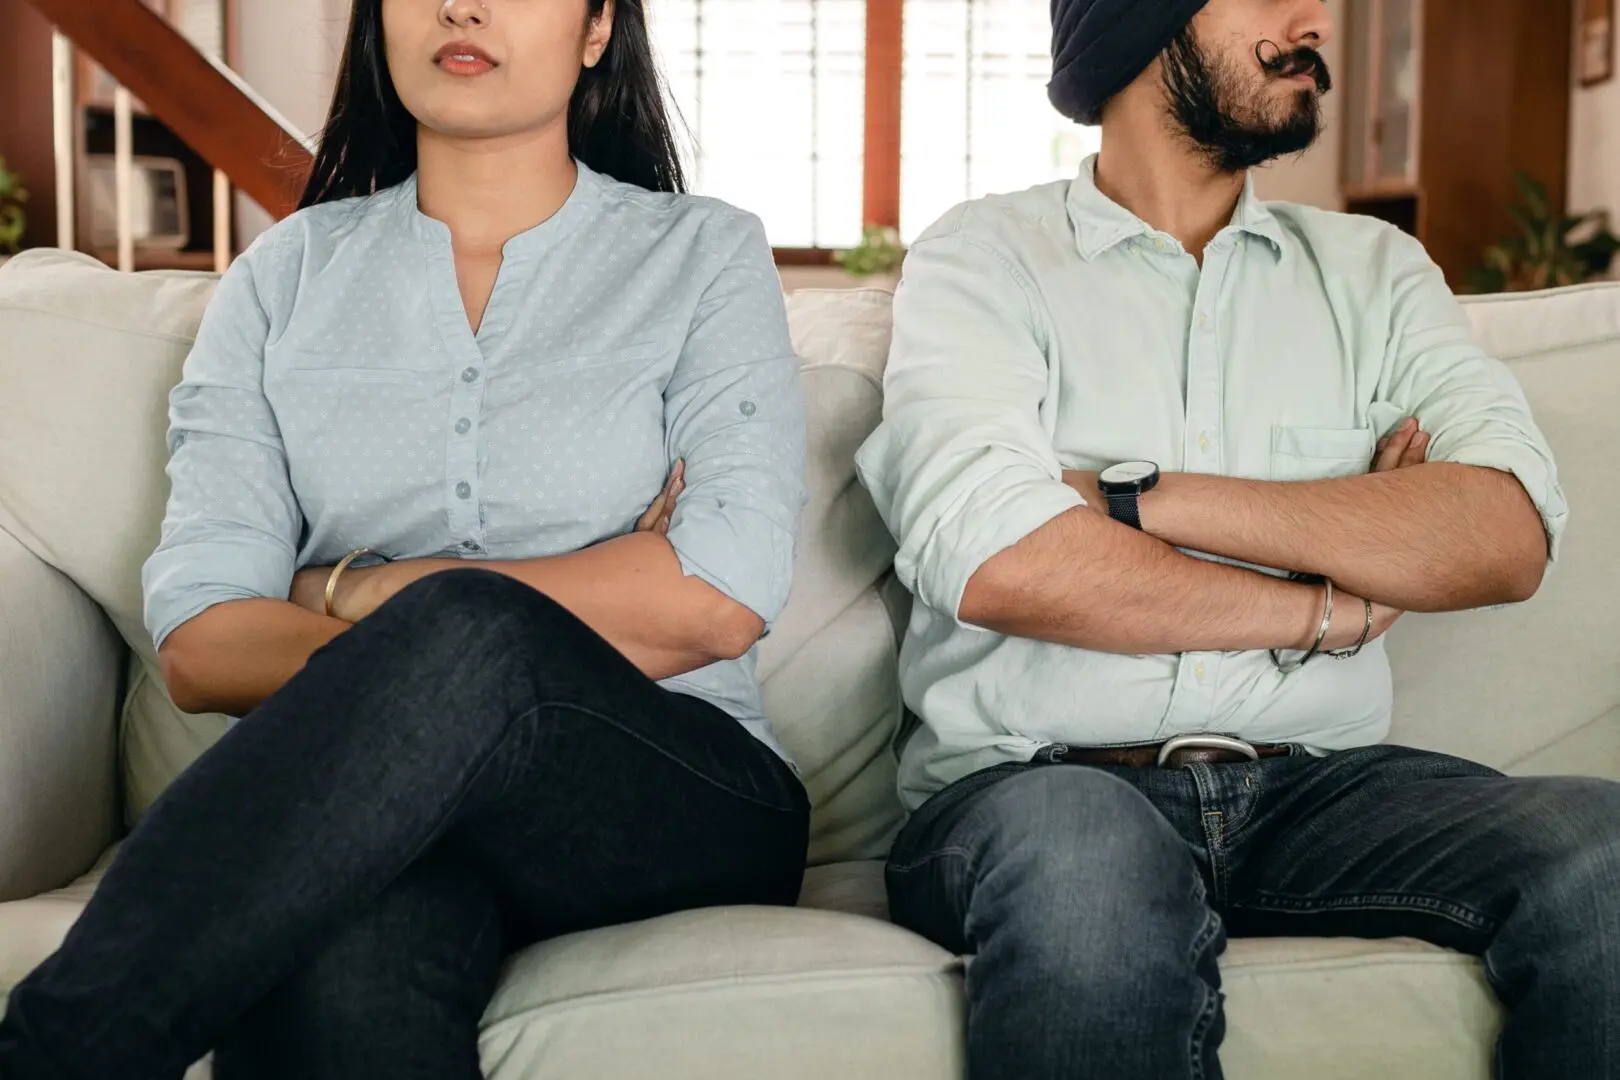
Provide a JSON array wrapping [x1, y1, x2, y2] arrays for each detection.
[[382, 0, 613, 141]]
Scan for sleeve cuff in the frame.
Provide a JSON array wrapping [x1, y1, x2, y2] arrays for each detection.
[[1444, 443, 1569, 567], [142, 537, 295, 649], [665, 503, 794, 630], [914, 477, 1087, 628]]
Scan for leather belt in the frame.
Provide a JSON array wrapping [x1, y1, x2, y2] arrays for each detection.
[[1040, 735, 1292, 769]]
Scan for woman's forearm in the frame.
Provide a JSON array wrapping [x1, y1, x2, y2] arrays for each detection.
[[338, 533, 763, 681], [159, 600, 350, 717]]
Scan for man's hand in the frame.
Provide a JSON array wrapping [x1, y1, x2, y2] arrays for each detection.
[[1373, 417, 1429, 473]]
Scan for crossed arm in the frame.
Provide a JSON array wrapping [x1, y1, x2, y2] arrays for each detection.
[[153, 217, 803, 718], [857, 231, 1563, 659]]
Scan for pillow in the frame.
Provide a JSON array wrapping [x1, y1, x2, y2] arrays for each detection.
[[0, 250, 229, 825]]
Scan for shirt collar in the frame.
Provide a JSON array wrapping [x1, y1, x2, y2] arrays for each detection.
[[396, 159, 604, 256], [1065, 154, 1287, 263]]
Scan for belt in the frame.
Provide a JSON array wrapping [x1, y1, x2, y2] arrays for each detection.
[[1039, 734, 1292, 769]]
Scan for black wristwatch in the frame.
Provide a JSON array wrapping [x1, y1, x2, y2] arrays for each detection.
[[1098, 461, 1161, 530]]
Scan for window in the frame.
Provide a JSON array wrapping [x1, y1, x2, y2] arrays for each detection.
[[653, 0, 1095, 249], [655, 1, 867, 249], [899, 0, 1098, 240]]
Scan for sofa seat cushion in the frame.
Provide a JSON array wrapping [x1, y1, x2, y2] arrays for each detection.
[[4, 857, 1499, 1080]]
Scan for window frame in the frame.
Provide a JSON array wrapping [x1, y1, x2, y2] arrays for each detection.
[[766, 0, 902, 264]]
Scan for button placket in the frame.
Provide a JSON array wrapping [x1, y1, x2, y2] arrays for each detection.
[[1183, 246, 1229, 474]]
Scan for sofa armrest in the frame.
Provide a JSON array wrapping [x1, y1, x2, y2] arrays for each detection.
[[0, 527, 122, 902]]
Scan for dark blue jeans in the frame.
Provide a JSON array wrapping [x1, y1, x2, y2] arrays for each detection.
[[887, 746, 1620, 1080], [0, 570, 810, 1080]]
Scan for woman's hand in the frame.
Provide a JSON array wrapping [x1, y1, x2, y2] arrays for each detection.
[[635, 460, 685, 536]]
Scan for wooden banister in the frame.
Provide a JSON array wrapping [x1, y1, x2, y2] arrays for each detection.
[[24, 0, 314, 219]]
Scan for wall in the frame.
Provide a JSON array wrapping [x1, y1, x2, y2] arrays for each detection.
[[232, 0, 348, 246], [0, 0, 61, 250], [1569, 66, 1620, 223]]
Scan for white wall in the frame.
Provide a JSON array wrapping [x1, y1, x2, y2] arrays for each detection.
[[1570, 69, 1620, 222], [233, 0, 349, 246]]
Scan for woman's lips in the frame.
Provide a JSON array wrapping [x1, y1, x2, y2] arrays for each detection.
[[434, 43, 497, 76]]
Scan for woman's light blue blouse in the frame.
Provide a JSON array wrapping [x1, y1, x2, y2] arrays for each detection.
[[141, 161, 807, 756]]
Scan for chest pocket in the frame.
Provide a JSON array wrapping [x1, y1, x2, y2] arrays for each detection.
[[1270, 425, 1376, 482]]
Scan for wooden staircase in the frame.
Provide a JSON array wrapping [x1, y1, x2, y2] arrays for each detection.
[[21, 0, 314, 254]]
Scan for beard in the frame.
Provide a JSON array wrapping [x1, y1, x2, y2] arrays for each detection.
[[1161, 25, 1332, 173]]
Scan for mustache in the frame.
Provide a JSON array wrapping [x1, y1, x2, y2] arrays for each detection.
[[1256, 42, 1333, 93]]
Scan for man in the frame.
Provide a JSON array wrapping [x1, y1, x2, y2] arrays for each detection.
[[854, 1, 1619, 1077]]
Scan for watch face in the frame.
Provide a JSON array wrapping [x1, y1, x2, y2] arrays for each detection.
[[1100, 461, 1157, 486]]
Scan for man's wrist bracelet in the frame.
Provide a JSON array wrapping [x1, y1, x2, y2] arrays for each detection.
[[1270, 578, 1333, 675]]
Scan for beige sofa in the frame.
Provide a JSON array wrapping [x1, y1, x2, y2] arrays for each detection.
[[1, 248, 1617, 1078]]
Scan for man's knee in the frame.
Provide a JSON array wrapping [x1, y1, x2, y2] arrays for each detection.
[[1516, 778, 1620, 919]]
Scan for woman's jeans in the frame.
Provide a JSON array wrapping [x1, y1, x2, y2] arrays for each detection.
[[0, 569, 810, 1080]]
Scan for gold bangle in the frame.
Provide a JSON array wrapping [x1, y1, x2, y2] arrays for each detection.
[[324, 548, 373, 619]]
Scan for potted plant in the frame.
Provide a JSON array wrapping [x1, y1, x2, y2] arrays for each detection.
[[0, 155, 27, 258], [1465, 171, 1620, 293], [834, 225, 906, 287]]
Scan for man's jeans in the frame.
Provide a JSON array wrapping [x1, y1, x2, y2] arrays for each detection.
[[0, 570, 810, 1080], [887, 746, 1620, 1080]]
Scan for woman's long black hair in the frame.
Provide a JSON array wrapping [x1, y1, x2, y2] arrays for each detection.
[[299, 0, 686, 209]]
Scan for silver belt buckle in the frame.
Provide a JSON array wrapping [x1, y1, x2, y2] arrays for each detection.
[[1156, 733, 1261, 768]]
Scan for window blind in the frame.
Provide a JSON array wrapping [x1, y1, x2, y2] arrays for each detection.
[[899, 0, 1099, 240], [655, 0, 867, 248]]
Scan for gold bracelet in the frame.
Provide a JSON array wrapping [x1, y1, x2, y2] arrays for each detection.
[[324, 548, 373, 618]]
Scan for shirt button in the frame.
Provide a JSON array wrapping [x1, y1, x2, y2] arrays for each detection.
[[1195, 661, 1208, 680], [1154, 238, 1167, 252], [455, 417, 472, 435], [461, 367, 479, 383], [1197, 313, 1211, 330], [455, 481, 471, 499], [1198, 431, 1212, 452]]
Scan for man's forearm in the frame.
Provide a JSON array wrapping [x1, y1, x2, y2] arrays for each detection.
[[341, 532, 762, 681], [960, 505, 1361, 654], [1130, 463, 1547, 612]]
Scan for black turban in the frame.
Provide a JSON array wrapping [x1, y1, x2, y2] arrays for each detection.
[[1048, 0, 1211, 124]]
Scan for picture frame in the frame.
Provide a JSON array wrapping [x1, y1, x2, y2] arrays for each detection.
[[1580, 0, 1615, 88]]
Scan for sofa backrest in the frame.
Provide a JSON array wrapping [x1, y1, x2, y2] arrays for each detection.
[[1, 250, 1616, 866], [1386, 286, 1620, 772]]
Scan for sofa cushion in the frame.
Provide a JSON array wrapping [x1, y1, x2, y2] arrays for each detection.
[[0, 250, 231, 825], [2, 854, 1499, 1080]]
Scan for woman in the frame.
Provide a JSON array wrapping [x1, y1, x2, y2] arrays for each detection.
[[0, 1, 809, 1077]]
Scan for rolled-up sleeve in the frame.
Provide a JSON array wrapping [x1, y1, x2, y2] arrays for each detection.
[[663, 213, 807, 629], [854, 225, 1085, 625], [141, 235, 302, 648], [1380, 232, 1568, 564]]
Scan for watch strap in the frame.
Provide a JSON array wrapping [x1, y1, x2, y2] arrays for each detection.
[[1105, 491, 1142, 530]]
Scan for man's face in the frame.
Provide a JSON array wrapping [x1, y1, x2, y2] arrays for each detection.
[[1160, 0, 1335, 172]]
